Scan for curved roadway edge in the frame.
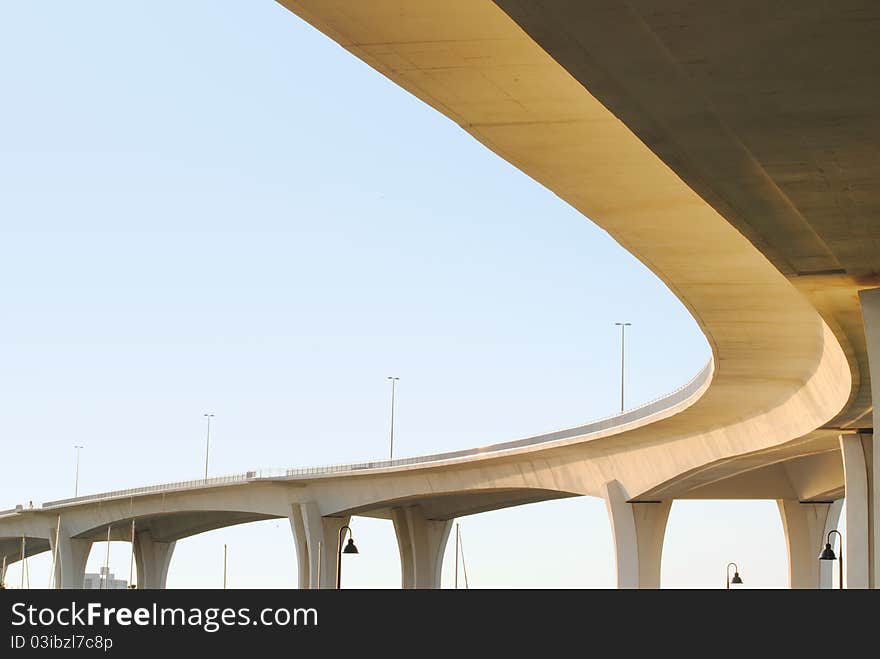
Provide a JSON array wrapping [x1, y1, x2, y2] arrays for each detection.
[[270, 0, 853, 500], [0, 1, 858, 562], [17, 358, 713, 513], [487, 0, 879, 431]]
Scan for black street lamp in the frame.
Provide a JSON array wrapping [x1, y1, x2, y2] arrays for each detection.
[[726, 562, 743, 589], [819, 529, 843, 589], [335, 525, 359, 589]]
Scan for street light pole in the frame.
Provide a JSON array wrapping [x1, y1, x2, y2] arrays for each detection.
[[387, 377, 399, 460], [103, 525, 112, 590], [50, 515, 61, 589], [725, 562, 743, 589], [203, 414, 214, 480], [128, 519, 136, 589], [455, 523, 460, 589], [74, 445, 84, 497], [615, 322, 632, 412], [335, 525, 359, 589], [819, 529, 844, 589]]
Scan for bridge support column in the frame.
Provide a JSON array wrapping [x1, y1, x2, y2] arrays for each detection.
[[134, 529, 175, 589], [839, 432, 874, 588], [391, 506, 452, 589], [292, 503, 350, 589], [47, 525, 91, 590], [777, 499, 842, 588], [287, 505, 311, 589], [602, 481, 671, 589], [855, 287, 880, 588]]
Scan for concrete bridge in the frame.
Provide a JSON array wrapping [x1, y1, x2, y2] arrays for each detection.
[[3, 0, 879, 588]]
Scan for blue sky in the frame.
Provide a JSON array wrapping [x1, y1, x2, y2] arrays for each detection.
[[1, 1, 793, 588]]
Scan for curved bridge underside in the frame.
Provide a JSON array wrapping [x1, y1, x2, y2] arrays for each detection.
[[2, 1, 877, 588]]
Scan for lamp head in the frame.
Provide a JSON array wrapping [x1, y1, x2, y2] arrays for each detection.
[[819, 543, 837, 561], [343, 538, 359, 554], [730, 572, 743, 585]]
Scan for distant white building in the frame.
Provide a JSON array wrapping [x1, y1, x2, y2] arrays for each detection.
[[83, 567, 128, 590]]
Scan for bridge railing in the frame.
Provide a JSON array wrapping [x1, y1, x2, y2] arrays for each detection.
[[42, 473, 251, 509], [34, 360, 712, 509], [256, 359, 713, 479]]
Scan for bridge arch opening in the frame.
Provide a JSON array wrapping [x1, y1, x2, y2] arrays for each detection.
[[429, 497, 614, 588], [83, 540, 137, 589], [167, 519, 293, 589], [329, 516, 404, 589], [661, 500, 788, 588], [0, 543, 52, 590]]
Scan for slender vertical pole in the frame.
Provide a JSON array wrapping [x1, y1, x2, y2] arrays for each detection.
[[615, 322, 631, 412], [1, 555, 6, 589], [835, 532, 844, 589], [316, 540, 322, 590], [203, 414, 214, 480], [74, 446, 83, 497], [454, 523, 460, 590], [129, 519, 136, 589], [336, 528, 344, 590], [620, 325, 625, 412], [390, 380, 395, 460], [827, 529, 844, 589], [20, 537, 25, 589], [103, 525, 112, 589], [335, 525, 354, 590], [459, 529, 469, 590], [387, 377, 399, 460], [50, 515, 61, 589]]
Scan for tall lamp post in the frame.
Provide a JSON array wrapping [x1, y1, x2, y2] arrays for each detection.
[[819, 529, 844, 589], [615, 322, 631, 412], [128, 519, 137, 589], [387, 377, 399, 460], [726, 562, 743, 589], [335, 525, 359, 589], [203, 413, 214, 480], [74, 445, 84, 497]]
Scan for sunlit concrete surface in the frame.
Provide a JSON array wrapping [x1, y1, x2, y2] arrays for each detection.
[[2, 1, 878, 589]]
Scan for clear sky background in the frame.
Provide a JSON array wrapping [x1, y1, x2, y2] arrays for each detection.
[[1, 1, 795, 588]]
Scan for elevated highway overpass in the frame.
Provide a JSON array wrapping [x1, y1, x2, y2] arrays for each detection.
[[2, 0, 877, 589]]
